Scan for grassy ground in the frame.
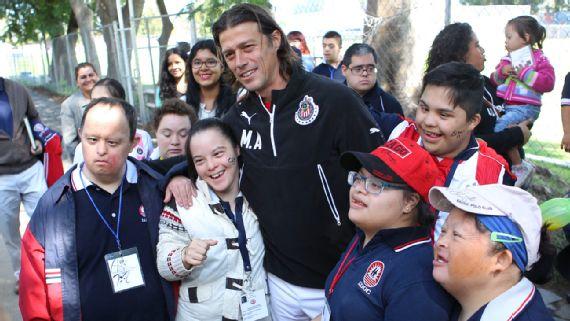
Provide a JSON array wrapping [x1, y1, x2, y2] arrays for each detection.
[[527, 139, 570, 162], [525, 141, 570, 300]]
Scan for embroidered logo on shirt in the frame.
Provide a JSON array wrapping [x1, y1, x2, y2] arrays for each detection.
[[240, 111, 256, 125], [363, 260, 384, 288], [294, 95, 319, 125]]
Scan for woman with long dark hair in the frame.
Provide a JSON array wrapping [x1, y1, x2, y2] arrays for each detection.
[[159, 47, 189, 101], [186, 39, 235, 119]]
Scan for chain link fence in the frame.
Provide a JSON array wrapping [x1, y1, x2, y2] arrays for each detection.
[[4, 0, 570, 164]]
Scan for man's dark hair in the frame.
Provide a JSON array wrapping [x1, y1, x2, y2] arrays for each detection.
[[92, 78, 126, 100], [212, 3, 300, 84], [153, 98, 198, 132], [74, 62, 97, 81], [341, 43, 377, 67], [81, 97, 137, 141], [426, 23, 474, 73], [323, 30, 342, 48], [421, 62, 483, 120]]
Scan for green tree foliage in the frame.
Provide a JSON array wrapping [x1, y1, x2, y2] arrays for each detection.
[[0, 0, 72, 44], [186, 0, 271, 36]]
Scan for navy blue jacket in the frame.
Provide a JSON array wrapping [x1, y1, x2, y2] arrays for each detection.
[[20, 158, 176, 321], [313, 63, 346, 82], [361, 82, 404, 118], [325, 227, 454, 321]]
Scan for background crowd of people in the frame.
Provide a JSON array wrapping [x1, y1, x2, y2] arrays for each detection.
[[1, 3, 569, 321]]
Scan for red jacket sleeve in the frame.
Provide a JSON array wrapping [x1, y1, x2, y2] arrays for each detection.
[[19, 228, 62, 321]]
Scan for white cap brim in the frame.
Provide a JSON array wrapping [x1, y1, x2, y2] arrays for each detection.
[[429, 184, 542, 270]]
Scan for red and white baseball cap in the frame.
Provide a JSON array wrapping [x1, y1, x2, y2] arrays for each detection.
[[429, 184, 542, 269], [340, 137, 443, 201]]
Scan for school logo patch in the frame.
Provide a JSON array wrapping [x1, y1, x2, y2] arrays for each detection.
[[294, 95, 319, 125], [363, 260, 384, 288]]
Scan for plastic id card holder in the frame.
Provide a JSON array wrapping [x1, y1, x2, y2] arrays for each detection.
[[104, 247, 145, 293], [240, 289, 269, 321]]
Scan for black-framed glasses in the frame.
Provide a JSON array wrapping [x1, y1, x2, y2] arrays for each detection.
[[348, 64, 376, 75], [191, 58, 219, 69], [347, 171, 408, 195]]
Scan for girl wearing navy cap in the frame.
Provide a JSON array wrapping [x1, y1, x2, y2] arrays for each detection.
[[316, 137, 454, 321], [430, 184, 555, 321]]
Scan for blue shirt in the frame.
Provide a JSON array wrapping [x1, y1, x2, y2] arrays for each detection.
[[325, 227, 454, 321]]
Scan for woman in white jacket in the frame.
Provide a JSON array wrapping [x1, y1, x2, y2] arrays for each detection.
[[157, 118, 270, 321]]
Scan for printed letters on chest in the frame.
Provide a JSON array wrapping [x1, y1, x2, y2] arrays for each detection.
[[240, 129, 262, 150]]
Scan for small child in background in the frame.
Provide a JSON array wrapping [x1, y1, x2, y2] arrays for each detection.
[[491, 15, 555, 187]]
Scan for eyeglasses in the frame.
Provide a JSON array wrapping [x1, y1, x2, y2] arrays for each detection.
[[347, 171, 408, 195], [191, 59, 219, 69], [348, 64, 377, 75]]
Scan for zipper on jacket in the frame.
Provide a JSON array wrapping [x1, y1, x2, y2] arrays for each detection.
[[257, 95, 277, 157], [317, 164, 341, 226]]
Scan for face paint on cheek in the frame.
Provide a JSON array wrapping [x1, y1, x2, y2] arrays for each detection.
[[450, 130, 464, 139]]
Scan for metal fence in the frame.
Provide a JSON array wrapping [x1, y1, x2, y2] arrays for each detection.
[[5, 0, 570, 164]]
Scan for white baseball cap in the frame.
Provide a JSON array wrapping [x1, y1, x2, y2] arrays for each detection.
[[429, 184, 542, 270]]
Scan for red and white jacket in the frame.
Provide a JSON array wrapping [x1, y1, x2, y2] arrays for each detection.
[[383, 117, 515, 238]]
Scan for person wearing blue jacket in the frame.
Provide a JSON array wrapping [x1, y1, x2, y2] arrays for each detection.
[[341, 43, 404, 120], [318, 137, 453, 321]]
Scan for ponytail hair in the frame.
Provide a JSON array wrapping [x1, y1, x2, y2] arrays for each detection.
[[508, 16, 547, 49], [524, 226, 557, 284]]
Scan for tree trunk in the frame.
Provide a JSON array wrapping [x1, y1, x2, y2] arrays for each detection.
[[96, 0, 120, 79], [156, 0, 173, 74], [69, 0, 101, 74], [51, 11, 79, 87], [366, 0, 414, 114], [121, 0, 145, 64]]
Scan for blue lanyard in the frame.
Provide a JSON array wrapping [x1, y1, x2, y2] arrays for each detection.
[[220, 197, 252, 273], [79, 164, 125, 250]]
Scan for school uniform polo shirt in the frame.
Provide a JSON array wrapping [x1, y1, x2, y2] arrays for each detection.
[[324, 227, 453, 320], [450, 277, 554, 321], [72, 161, 169, 321]]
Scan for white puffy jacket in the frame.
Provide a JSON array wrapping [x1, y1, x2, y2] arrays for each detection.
[[157, 179, 270, 321]]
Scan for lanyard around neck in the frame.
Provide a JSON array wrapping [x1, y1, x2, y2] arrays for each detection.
[[219, 197, 252, 273], [79, 164, 125, 251]]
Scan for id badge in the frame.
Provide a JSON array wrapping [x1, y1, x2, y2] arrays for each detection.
[[240, 289, 269, 321], [322, 301, 331, 321], [104, 247, 145, 293]]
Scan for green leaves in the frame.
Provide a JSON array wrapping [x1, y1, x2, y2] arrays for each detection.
[[185, 0, 271, 36], [0, 0, 71, 44]]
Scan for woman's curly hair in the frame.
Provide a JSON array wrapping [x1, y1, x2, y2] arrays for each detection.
[[426, 23, 474, 73]]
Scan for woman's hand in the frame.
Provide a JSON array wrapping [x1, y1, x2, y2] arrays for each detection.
[[163, 176, 197, 208], [182, 239, 218, 269]]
